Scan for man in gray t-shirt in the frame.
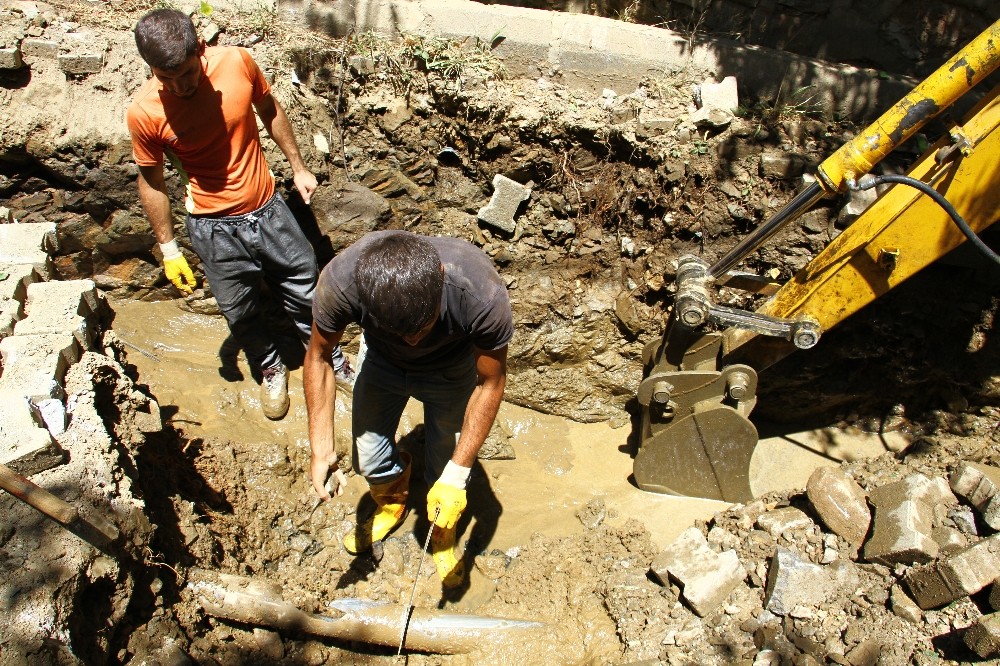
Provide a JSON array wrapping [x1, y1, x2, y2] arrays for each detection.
[[304, 230, 512, 588]]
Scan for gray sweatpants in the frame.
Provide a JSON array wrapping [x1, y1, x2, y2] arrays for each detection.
[[187, 192, 345, 372]]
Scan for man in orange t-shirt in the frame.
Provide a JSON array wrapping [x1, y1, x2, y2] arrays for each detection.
[[127, 8, 354, 420]]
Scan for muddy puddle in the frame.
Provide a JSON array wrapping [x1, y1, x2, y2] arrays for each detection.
[[108, 296, 912, 662]]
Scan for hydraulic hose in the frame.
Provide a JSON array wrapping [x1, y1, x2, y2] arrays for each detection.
[[851, 173, 1000, 266]]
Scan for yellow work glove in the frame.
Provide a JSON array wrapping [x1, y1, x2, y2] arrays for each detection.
[[427, 461, 470, 529], [160, 240, 195, 295]]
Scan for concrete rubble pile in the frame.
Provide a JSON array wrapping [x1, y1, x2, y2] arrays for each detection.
[[644, 462, 1000, 663], [0, 218, 159, 663]]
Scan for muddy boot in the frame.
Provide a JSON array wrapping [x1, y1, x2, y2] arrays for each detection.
[[260, 363, 289, 420], [431, 524, 465, 588], [343, 453, 411, 555]]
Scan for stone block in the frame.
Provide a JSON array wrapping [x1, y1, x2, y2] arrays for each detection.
[[989, 579, 1000, 611], [965, 612, 1000, 658], [58, 52, 105, 75], [759, 152, 809, 180], [0, 47, 23, 69], [863, 473, 948, 566], [651, 526, 746, 617], [904, 534, 1000, 609], [0, 223, 57, 277], [806, 466, 871, 547], [871, 472, 954, 507], [756, 506, 814, 538], [863, 498, 938, 566], [477, 174, 531, 234], [21, 38, 60, 60], [0, 333, 81, 401], [763, 547, 859, 616], [951, 461, 1000, 530], [0, 391, 64, 476], [0, 264, 40, 339], [699, 76, 739, 112], [14, 279, 100, 350]]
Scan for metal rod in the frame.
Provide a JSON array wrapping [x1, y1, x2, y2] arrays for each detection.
[[399, 508, 438, 655], [708, 181, 824, 279]]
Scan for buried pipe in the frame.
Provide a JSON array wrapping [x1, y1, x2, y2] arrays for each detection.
[[186, 568, 546, 654]]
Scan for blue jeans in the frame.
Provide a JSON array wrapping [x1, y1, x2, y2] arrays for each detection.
[[351, 347, 477, 486], [187, 193, 346, 372]]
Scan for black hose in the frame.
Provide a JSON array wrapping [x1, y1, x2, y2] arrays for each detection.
[[853, 173, 1000, 266]]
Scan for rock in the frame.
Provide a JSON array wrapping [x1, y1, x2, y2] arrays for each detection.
[[806, 466, 870, 548], [651, 527, 746, 617], [477, 175, 531, 234]]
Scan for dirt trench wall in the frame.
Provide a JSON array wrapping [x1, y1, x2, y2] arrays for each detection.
[[2, 1, 999, 429]]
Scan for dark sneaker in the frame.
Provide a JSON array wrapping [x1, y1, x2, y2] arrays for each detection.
[[335, 356, 356, 391], [261, 363, 289, 420]]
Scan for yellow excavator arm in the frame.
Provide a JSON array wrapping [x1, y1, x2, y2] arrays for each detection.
[[635, 19, 1000, 502]]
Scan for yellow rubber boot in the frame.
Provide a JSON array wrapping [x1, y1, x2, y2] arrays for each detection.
[[343, 453, 412, 555], [431, 524, 465, 588]]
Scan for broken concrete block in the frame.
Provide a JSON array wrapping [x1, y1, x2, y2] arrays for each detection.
[[965, 612, 1000, 658], [759, 152, 808, 180], [0, 46, 23, 69], [58, 52, 105, 75], [477, 175, 531, 234], [806, 466, 871, 547], [33, 397, 67, 436], [889, 586, 922, 624], [873, 472, 955, 507], [14, 279, 101, 350], [635, 114, 676, 139], [0, 333, 81, 401], [756, 506, 814, 538], [904, 533, 1000, 609], [690, 106, 733, 131], [932, 525, 969, 554], [651, 526, 746, 617], [950, 461, 1000, 504], [989, 578, 1000, 611], [0, 263, 40, 339], [951, 461, 1000, 530], [0, 390, 64, 476], [698, 76, 739, 113], [863, 497, 938, 565], [0, 222, 57, 277], [21, 38, 60, 60], [863, 473, 948, 566], [763, 547, 859, 616]]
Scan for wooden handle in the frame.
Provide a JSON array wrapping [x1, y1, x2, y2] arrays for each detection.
[[0, 463, 79, 525]]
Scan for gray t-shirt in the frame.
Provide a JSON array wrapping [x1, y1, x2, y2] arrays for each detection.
[[313, 231, 513, 371]]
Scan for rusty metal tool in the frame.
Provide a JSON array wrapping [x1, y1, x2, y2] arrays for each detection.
[[0, 462, 119, 548], [398, 507, 438, 655]]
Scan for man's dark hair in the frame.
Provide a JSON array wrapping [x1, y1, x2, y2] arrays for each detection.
[[134, 9, 199, 70], [355, 232, 444, 337]]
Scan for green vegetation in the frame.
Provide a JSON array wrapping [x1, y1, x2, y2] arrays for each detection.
[[350, 29, 507, 92]]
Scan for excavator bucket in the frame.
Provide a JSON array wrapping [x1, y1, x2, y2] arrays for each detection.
[[634, 331, 758, 502], [634, 404, 757, 502]]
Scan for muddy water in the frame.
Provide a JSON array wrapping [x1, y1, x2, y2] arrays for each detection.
[[109, 297, 908, 658]]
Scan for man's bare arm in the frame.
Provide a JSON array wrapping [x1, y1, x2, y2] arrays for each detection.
[[451, 345, 508, 468], [304, 321, 346, 499], [137, 164, 176, 244], [254, 93, 318, 204]]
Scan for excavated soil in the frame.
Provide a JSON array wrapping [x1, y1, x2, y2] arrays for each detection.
[[2, 1, 1000, 665]]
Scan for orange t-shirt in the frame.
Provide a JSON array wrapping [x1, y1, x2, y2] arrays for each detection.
[[127, 46, 275, 216]]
